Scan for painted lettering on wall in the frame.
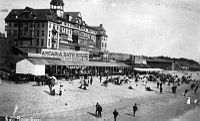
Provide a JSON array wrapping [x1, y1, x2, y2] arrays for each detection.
[[41, 49, 89, 62]]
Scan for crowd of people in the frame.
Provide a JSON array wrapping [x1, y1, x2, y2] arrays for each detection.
[[135, 72, 200, 95], [1, 70, 200, 121]]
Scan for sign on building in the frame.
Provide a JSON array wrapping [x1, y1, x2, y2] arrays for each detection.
[[40, 49, 89, 62]]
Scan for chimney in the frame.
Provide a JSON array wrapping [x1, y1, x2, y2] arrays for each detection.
[[100, 24, 103, 27]]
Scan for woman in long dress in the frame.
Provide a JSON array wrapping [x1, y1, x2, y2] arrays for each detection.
[[187, 96, 191, 104]]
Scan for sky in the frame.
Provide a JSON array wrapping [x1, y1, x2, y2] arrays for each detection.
[[0, 0, 200, 62]]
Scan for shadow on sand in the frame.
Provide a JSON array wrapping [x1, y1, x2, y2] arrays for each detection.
[[87, 112, 98, 118], [44, 90, 51, 95], [125, 113, 134, 117]]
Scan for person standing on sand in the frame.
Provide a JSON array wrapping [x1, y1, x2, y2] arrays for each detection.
[[133, 103, 138, 116], [184, 89, 189, 96], [98, 105, 102, 118], [194, 98, 197, 104], [187, 96, 191, 104], [100, 76, 102, 83], [135, 77, 139, 86], [157, 80, 159, 88], [90, 76, 93, 85], [95, 102, 100, 117], [160, 83, 163, 94], [113, 109, 119, 121], [194, 84, 199, 94]]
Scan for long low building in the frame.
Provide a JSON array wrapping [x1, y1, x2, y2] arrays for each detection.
[[16, 57, 133, 77], [145, 59, 174, 70]]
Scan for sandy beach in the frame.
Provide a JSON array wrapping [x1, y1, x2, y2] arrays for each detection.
[[0, 71, 200, 121]]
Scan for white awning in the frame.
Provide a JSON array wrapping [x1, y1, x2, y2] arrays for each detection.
[[134, 68, 163, 72]]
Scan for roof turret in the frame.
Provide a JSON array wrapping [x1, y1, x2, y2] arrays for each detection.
[[50, 0, 64, 6]]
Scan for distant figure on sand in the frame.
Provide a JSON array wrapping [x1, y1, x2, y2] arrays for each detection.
[[157, 81, 159, 88], [184, 89, 189, 96], [194, 85, 199, 94], [113, 109, 119, 121], [100, 76, 102, 83], [160, 83, 163, 94], [135, 77, 138, 86], [194, 99, 197, 104], [172, 85, 177, 93], [95, 102, 100, 116], [187, 97, 191, 104], [59, 85, 63, 96], [90, 76, 93, 85], [133, 103, 138, 116], [98, 105, 102, 118], [191, 83, 195, 90]]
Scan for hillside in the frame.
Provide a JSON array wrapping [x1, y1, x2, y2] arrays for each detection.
[[157, 56, 200, 71]]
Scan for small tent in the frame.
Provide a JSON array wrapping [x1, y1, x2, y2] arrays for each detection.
[[16, 59, 45, 76]]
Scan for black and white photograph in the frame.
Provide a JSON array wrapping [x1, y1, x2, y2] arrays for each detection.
[[0, 0, 200, 120]]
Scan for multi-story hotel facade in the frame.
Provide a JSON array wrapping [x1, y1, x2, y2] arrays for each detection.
[[5, 0, 108, 55], [4, 0, 134, 77]]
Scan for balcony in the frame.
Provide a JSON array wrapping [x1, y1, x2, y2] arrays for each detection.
[[78, 34, 88, 40], [60, 32, 68, 38]]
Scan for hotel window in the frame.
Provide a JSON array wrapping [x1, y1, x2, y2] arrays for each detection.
[[14, 23, 17, 27], [105, 43, 107, 48], [49, 31, 51, 37], [41, 39, 44, 46], [102, 43, 103, 47], [30, 23, 34, 27], [30, 40, 32, 46], [30, 30, 32, 36], [14, 30, 17, 36], [57, 25, 59, 30], [37, 30, 39, 37], [42, 30, 44, 36], [25, 13, 29, 18], [37, 23, 40, 27], [9, 22, 11, 27], [8, 30, 11, 36], [37, 39, 39, 46], [48, 39, 50, 46], [42, 23, 44, 27], [49, 23, 51, 28]]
